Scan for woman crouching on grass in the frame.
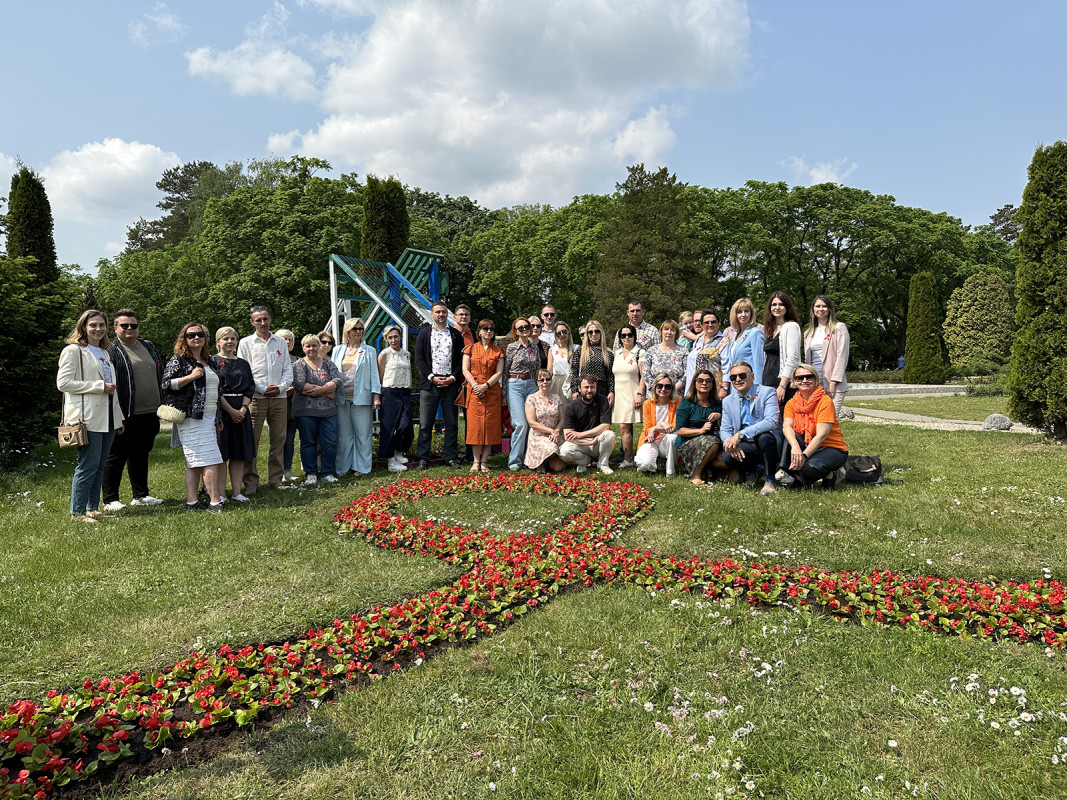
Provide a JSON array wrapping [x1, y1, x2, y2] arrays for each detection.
[[674, 368, 723, 485], [779, 362, 849, 489]]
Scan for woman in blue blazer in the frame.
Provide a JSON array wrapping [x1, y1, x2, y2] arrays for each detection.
[[332, 317, 381, 475]]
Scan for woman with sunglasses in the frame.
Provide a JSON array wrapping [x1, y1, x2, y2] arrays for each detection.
[[569, 320, 614, 403], [779, 363, 849, 489], [377, 324, 414, 473], [316, 331, 335, 358], [332, 317, 381, 476], [462, 319, 505, 472], [635, 371, 680, 476], [675, 368, 723, 485], [504, 317, 541, 470], [546, 321, 578, 399], [524, 368, 566, 473], [161, 323, 225, 510], [611, 322, 644, 468]]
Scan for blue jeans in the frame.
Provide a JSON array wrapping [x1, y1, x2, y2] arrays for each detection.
[[283, 415, 297, 471], [416, 383, 459, 462], [297, 415, 338, 477], [71, 429, 117, 514], [507, 378, 536, 469], [379, 387, 413, 459]]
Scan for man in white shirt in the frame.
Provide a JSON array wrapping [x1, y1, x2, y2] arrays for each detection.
[[237, 305, 293, 494], [539, 304, 558, 346]]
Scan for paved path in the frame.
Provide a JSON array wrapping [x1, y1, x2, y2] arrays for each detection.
[[838, 383, 1040, 434]]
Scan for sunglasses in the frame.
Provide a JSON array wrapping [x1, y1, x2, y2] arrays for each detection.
[[543, 312, 556, 318], [695, 377, 712, 383], [531, 323, 542, 329], [619, 332, 635, 339], [587, 329, 601, 335], [729, 373, 749, 383], [794, 374, 817, 382], [516, 325, 530, 332], [185, 331, 206, 339], [352, 326, 364, 331], [655, 384, 672, 391], [704, 320, 719, 326], [480, 327, 495, 333], [319, 339, 333, 345], [117, 322, 139, 330], [537, 376, 552, 383]]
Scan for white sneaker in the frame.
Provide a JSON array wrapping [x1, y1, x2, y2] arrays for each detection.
[[598, 464, 614, 475], [131, 495, 164, 506], [617, 460, 635, 469], [305, 474, 318, 485], [388, 461, 408, 473], [283, 471, 297, 483], [231, 493, 250, 502], [576, 464, 588, 474], [323, 474, 338, 483], [103, 501, 126, 512], [393, 453, 409, 465]]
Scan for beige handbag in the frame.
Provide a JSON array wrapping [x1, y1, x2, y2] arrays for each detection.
[[58, 350, 91, 447]]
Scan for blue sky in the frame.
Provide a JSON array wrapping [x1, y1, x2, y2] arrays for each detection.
[[2, 1, 1064, 270]]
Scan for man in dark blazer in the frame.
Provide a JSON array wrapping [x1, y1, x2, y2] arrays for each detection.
[[414, 301, 466, 469]]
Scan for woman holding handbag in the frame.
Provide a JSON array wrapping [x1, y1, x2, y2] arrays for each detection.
[[161, 323, 225, 511], [57, 310, 125, 522]]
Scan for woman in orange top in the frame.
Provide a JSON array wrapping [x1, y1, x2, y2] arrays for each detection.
[[780, 362, 848, 489], [635, 371, 680, 476], [462, 319, 505, 472]]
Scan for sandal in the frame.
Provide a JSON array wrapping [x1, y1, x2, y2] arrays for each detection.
[[689, 477, 705, 486], [480, 465, 492, 472], [469, 465, 479, 474]]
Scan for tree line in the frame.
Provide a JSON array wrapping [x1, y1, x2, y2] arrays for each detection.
[[5, 149, 1065, 451]]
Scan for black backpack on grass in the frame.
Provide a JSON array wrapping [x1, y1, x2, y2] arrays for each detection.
[[836, 455, 884, 487]]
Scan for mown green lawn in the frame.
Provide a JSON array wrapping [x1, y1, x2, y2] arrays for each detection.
[[849, 394, 1009, 422], [3, 421, 1067, 799]]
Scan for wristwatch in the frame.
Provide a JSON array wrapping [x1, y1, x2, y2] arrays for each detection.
[[738, 431, 747, 440]]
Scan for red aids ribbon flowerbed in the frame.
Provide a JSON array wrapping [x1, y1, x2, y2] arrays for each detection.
[[3, 473, 1065, 799]]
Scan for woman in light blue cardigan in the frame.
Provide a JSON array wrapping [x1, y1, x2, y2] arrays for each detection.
[[720, 297, 764, 395], [332, 317, 381, 475]]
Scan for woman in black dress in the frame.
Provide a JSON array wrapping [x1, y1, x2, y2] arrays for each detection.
[[212, 326, 255, 501]]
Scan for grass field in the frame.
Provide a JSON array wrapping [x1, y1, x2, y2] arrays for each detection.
[[3, 420, 1067, 799], [849, 394, 1009, 422]]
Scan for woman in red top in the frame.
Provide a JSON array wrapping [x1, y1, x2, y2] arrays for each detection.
[[780, 362, 848, 489]]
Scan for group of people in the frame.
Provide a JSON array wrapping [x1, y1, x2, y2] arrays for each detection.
[[57, 292, 852, 521]]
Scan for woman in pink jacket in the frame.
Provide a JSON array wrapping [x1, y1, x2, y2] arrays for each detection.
[[802, 295, 850, 415]]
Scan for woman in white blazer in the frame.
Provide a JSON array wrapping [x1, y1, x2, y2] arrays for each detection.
[[57, 310, 125, 522], [761, 291, 803, 411], [331, 317, 382, 475]]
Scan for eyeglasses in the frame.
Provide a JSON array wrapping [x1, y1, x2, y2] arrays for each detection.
[[729, 373, 749, 383], [655, 383, 672, 391], [186, 331, 206, 339], [619, 332, 635, 339], [516, 325, 530, 332], [704, 320, 719, 327], [117, 323, 139, 330], [794, 374, 817, 382]]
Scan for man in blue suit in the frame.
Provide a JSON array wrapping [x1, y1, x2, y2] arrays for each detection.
[[719, 361, 781, 496]]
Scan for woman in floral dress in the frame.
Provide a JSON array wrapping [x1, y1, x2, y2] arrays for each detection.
[[524, 369, 566, 472]]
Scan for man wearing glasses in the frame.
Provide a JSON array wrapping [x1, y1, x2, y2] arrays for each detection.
[[102, 309, 165, 510], [719, 362, 781, 496], [539, 305, 558, 346], [414, 301, 465, 470], [238, 305, 293, 494]]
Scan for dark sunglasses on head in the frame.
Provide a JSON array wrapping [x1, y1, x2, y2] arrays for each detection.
[[729, 373, 749, 382], [186, 331, 206, 339], [117, 322, 139, 330]]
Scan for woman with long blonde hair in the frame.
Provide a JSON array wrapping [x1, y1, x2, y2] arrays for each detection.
[[569, 319, 614, 404], [720, 298, 764, 393]]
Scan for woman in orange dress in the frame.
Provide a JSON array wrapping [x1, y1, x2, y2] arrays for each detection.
[[462, 319, 505, 472]]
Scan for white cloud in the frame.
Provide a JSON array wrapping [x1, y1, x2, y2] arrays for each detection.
[[41, 139, 180, 224], [129, 2, 188, 47], [185, 2, 318, 101], [186, 43, 317, 100], [273, 0, 749, 206], [786, 155, 858, 186]]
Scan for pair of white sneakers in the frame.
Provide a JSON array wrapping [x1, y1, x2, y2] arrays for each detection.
[[305, 474, 339, 485], [103, 496, 164, 512], [388, 453, 410, 473]]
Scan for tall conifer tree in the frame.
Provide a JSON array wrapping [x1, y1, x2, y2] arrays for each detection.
[[361, 175, 410, 264]]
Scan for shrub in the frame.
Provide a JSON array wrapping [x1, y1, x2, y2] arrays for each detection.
[[902, 271, 947, 384], [943, 272, 1014, 367]]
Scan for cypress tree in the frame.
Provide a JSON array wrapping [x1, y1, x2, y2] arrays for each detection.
[[942, 271, 1014, 368], [902, 270, 947, 384], [361, 175, 410, 264], [1007, 141, 1067, 438], [7, 166, 60, 286]]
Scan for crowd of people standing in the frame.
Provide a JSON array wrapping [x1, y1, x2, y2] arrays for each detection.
[[57, 293, 851, 521]]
